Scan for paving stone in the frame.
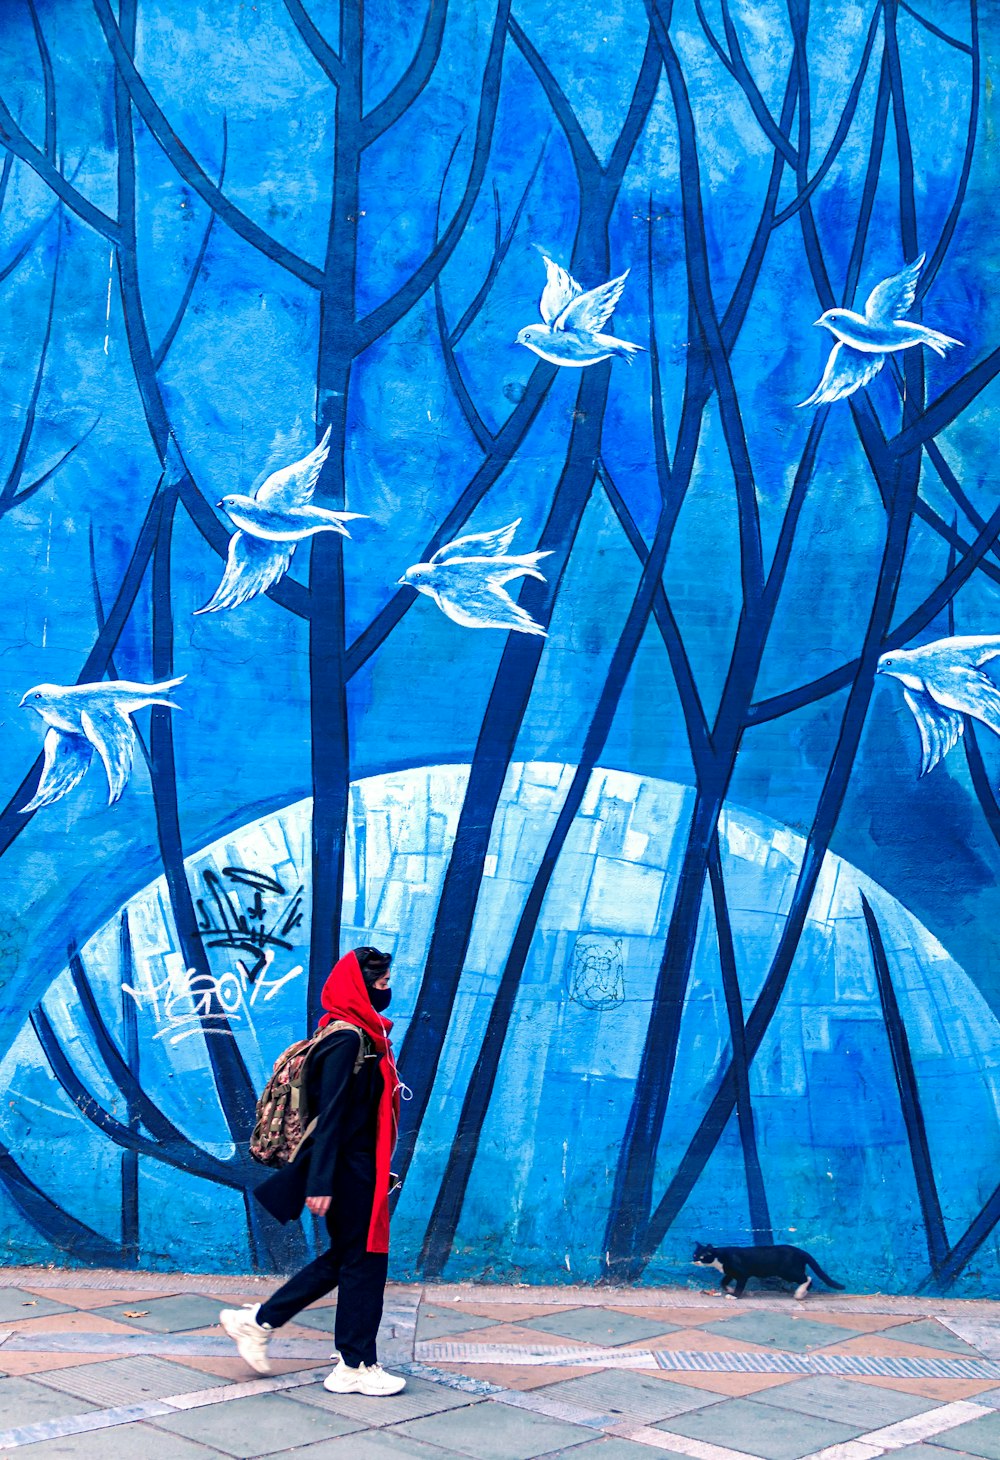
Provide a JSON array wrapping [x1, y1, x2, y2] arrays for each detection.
[[698, 1310, 861, 1351], [521, 1307, 680, 1346], [657, 1394, 863, 1459], [0, 1374, 99, 1428], [283, 1306, 337, 1334], [290, 1371, 485, 1424], [0, 1288, 75, 1322], [893, 1449, 985, 1460], [152, 1389, 364, 1456], [285, 1432, 466, 1458], [30, 1354, 228, 1406], [934, 1411, 1000, 1459], [884, 1321, 988, 1356], [92, 1294, 229, 1333], [415, 1304, 498, 1339], [9, 1422, 220, 1458], [395, 1397, 596, 1458], [544, 1442, 689, 1459], [535, 1369, 722, 1423], [749, 1373, 940, 1427]]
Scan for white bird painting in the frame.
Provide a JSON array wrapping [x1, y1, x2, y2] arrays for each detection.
[[196, 426, 366, 613], [399, 520, 553, 636], [800, 254, 962, 407], [516, 250, 644, 367], [19, 678, 185, 812], [877, 636, 1000, 776]]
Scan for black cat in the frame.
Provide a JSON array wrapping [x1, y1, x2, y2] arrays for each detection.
[[692, 1242, 845, 1300]]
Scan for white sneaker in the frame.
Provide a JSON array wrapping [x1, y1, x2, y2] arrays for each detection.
[[323, 1358, 406, 1396], [219, 1303, 273, 1375]]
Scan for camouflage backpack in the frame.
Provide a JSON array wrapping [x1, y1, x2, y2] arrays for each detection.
[[249, 1020, 372, 1168]]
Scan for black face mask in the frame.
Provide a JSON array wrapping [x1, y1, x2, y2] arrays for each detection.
[[369, 986, 392, 1013]]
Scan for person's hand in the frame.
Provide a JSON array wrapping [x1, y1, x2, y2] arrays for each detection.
[[306, 1196, 332, 1216]]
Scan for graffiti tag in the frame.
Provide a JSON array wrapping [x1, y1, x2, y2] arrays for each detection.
[[569, 935, 625, 1010], [123, 950, 303, 1045], [195, 864, 304, 982]]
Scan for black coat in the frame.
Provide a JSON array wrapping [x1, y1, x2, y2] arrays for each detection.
[[254, 1029, 384, 1225]]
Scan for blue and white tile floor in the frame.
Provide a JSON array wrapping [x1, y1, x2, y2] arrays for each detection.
[[1, 1271, 999, 1458]]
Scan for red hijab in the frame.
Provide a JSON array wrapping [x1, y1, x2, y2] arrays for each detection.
[[317, 950, 400, 1253]]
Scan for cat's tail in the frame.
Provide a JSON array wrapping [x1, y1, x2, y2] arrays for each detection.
[[805, 1254, 844, 1289]]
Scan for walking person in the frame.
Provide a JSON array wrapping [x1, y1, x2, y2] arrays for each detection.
[[220, 947, 406, 1395]]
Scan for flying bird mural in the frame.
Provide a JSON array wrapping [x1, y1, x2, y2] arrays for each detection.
[[399, 520, 553, 635], [799, 254, 962, 407], [877, 636, 1000, 775], [196, 426, 366, 613], [516, 250, 643, 367], [19, 678, 185, 811]]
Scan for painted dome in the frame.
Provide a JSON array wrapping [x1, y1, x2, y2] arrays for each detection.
[[2, 763, 997, 1291]]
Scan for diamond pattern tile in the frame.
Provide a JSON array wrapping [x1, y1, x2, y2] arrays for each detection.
[[152, 1390, 364, 1457], [396, 1398, 596, 1459], [279, 1432, 467, 1458], [699, 1310, 861, 1351], [522, 1307, 679, 1347], [415, 1304, 498, 1339], [0, 1288, 75, 1322], [934, 1411, 1000, 1459], [749, 1374, 938, 1427], [892, 1449, 987, 1460], [0, 1374, 99, 1428], [291, 1371, 484, 1424], [284, 1305, 337, 1334], [658, 1394, 863, 1459], [548, 1442, 690, 1459], [536, 1369, 722, 1423], [13, 1423, 219, 1459], [91, 1295, 230, 1333], [883, 1320, 986, 1356]]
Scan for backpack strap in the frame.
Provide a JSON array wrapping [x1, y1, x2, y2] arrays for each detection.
[[321, 1020, 374, 1075], [288, 1021, 375, 1162]]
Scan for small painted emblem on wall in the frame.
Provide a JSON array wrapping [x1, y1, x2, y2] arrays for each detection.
[[569, 935, 625, 1010]]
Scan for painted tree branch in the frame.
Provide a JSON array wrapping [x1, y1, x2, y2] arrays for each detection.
[[0, 95, 120, 241], [360, 0, 449, 148], [394, 33, 664, 1194], [861, 892, 948, 1276], [651, 0, 763, 609], [772, 3, 883, 228], [0, 212, 63, 514], [114, 0, 259, 1144], [91, 0, 323, 288], [709, 836, 771, 1242], [281, 0, 346, 87], [353, 0, 511, 353], [899, 1, 972, 56], [11, 419, 99, 513], [417, 231, 719, 1270], [27, 0, 57, 162], [0, 1141, 122, 1265], [920, 0, 978, 294], [29, 1004, 244, 1189], [153, 119, 228, 371]]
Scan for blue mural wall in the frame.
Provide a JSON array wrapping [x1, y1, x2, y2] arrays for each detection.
[[0, 0, 997, 1293]]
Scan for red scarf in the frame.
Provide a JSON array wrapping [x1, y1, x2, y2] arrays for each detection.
[[317, 951, 400, 1253]]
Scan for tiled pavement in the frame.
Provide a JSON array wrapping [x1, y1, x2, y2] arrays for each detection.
[[1, 1272, 1000, 1457]]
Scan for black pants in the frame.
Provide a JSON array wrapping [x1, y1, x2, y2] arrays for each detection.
[[257, 1179, 388, 1368]]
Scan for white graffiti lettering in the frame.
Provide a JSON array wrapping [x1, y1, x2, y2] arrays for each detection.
[[123, 950, 303, 1046]]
